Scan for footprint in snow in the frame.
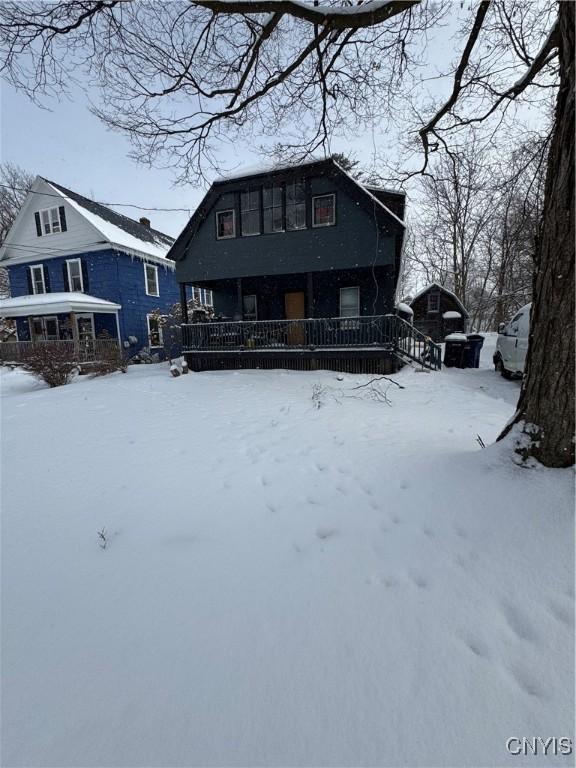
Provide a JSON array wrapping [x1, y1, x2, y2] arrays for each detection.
[[507, 665, 543, 698], [409, 572, 428, 589], [500, 600, 538, 643], [316, 526, 338, 540], [547, 598, 574, 627]]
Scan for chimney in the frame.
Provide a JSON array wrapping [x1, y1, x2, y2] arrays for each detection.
[[139, 216, 151, 228]]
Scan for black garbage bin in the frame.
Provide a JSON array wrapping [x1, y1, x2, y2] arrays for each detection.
[[466, 334, 485, 369], [444, 335, 469, 368]]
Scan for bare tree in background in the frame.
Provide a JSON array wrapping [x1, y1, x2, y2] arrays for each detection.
[[0, 0, 572, 466], [0, 162, 34, 297]]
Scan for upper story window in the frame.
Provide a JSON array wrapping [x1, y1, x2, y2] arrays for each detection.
[[30, 264, 46, 295], [66, 259, 84, 292], [263, 185, 283, 233], [312, 194, 336, 227], [427, 293, 440, 313], [144, 263, 159, 297], [216, 209, 235, 239], [241, 189, 261, 236], [35, 206, 67, 236], [286, 180, 306, 231]]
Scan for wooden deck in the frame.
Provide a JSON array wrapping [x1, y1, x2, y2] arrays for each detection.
[[182, 315, 441, 373]]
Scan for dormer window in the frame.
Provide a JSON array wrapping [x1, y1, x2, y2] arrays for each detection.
[[35, 206, 67, 236], [312, 194, 336, 227], [286, 180, 306, 230], [216, 209, 235, 239], [241, 189, 261, 236]]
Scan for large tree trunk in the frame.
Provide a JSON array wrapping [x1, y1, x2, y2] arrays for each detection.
[[498, 2, 574, 467]]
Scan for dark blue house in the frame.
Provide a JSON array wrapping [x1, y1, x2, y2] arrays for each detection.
[[168, 157, 441, 372], [0, 176, 206, 357]]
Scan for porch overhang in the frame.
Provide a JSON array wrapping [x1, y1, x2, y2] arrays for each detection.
[[0, 292, 122, 318]]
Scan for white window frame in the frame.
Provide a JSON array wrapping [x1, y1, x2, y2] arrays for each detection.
[[39, 206, 62, 235], [339, 286, 360, 318], [427, 293, 440, 313], [30, 264, 46, 295], [144, 263, 159, 297], [30, 315, 59, 341], [66, 258, 84, 293], [147, 313, 163, 347], [216, 209, 236, 240], [312, 193, 336, 228]]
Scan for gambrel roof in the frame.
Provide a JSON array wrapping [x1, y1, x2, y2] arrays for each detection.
[[167, 157, 406, 263]]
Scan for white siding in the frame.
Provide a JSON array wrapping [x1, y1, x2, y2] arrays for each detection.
[[1, 178, 106, 263]]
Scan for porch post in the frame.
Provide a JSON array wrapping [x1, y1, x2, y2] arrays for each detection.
[[70, 313, 79, 357], [236, 277, 243, 320], [180, 283, 189, 324], [306, 272, 314, 318], [114, 311, 122, 351]]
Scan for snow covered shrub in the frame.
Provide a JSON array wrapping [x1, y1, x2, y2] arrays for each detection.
[[20, 343, 78, 388], [88, 346, 128, 378]]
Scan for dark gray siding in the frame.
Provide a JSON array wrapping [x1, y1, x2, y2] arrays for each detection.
[[209, 267, 395, 320], [175, 174, 399, 283]]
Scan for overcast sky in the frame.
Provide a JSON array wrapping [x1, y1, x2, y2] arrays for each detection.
[[0, 6, 491, 240]]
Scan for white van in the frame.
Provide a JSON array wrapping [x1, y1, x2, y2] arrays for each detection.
[[493, 303, 531, 378]]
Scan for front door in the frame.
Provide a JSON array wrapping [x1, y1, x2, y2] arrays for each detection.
[[285, 292, 305, 345]]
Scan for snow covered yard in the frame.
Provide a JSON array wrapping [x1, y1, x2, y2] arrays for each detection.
[[1, 340, 574, 767]]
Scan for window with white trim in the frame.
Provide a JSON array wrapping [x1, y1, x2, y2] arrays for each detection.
[[147, 314, 163, 347], [66, 259, 84, 292], [30, 264, 46, 295], [427, 293, 440, 313], [144, 263, 159, 297], [339, 286, 360, 318], [216, 209, 235, 239], [312, 194, 336, 227], [39, 207, 63, 235]]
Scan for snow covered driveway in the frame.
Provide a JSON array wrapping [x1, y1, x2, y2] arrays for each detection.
[[2, 343, 574, 767]]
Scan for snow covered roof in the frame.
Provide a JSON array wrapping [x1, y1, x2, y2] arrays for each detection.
[[443, 311, 462, 319], [410, 282, 469, 318], [0, 292, 121, 318], [43, 179, 174, 261]]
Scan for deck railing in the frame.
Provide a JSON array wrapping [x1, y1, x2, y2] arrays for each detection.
[[0, 338, 121, 364], [182, 315, 441, 370]]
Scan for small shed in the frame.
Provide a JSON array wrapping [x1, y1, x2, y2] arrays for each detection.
[[409, 283, 469, 341]]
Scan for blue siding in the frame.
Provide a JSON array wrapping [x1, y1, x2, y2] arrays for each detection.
[[7, 248, 180, 351]]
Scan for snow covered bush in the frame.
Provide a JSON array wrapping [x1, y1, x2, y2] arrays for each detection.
[[20, 343, 78, 388], [88, 346, 128, 378]]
